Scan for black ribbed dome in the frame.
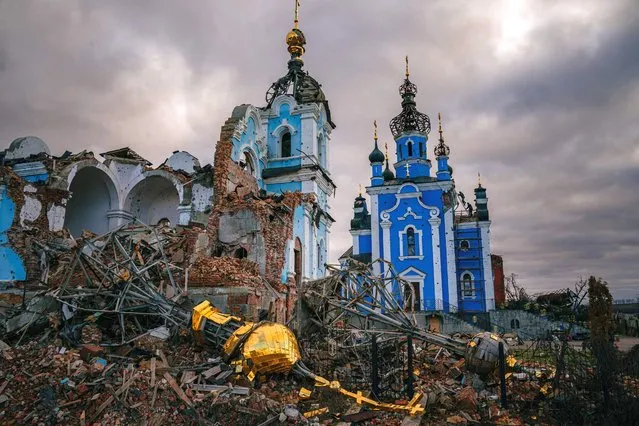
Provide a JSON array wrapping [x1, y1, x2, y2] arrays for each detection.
[[368, 141, 385, 163], [389, 76, 431, 138], [383, 161, 395, 181]]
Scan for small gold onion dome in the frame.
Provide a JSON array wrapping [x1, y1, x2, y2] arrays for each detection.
[[286, 28, 306, 57]]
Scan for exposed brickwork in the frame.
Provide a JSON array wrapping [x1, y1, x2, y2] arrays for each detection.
[[2, 110, 307, 324], [212, 116, 259, 201], [201, 111, 316, 321], [1, 166, 68, 286]]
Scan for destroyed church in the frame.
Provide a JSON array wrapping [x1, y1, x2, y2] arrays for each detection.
[[0, 8, 503, 325], [0, 14, 334, 324]]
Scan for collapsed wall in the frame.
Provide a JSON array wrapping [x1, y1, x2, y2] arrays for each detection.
[[1, 99, 318, 325], [189, 112, 313, 322]]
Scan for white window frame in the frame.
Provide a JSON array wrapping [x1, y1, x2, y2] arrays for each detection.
[[242, 150, 257, 177], [399, 267, 426, 311], [398, 225, 423, 260], [460, 270, 475, 299]]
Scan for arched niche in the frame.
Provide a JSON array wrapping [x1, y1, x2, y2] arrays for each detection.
[[64, 166, 119, 237], [125, 175, 180, 226]]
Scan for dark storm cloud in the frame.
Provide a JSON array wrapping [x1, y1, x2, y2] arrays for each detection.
[[0, 1, 637, 298]]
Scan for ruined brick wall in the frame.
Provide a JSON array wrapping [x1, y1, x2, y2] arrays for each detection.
[[197, 111, 315, 322], [209, 111, 306, 290], [212, 116, 259, 202], [1, 166, 69, 285]]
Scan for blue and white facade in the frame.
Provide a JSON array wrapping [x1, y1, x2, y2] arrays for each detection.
[[343, 72, 495, 313], [224, 20, 336, 284]]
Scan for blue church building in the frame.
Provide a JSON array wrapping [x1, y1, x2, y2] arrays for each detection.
[[342, 63, 495, 313]]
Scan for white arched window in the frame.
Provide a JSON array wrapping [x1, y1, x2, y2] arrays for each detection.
[[461, 271, 475, 299], [242, 151, 256, 177], [399, 225, 422, 259]]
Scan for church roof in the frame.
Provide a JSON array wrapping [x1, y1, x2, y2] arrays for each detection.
[[383, 160, 395, 181], [389, 58, 430, 138], [368, 140, 385, 164], [100, 147, 151, 165], [265, 6, 335, 128]]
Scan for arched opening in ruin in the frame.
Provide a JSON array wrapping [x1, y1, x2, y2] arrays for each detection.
[[125, 175, 179, 226], [64, 166, 118, 237]]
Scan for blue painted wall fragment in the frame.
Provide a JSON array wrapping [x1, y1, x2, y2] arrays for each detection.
[[0, 185, 27, 282]]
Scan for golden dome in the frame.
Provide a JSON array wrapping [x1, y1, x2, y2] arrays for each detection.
[[286, 27, 306, 57]]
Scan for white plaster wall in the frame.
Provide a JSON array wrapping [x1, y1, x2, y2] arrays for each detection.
[[300, 113, 318, 165], [165, 151, 200, 175], [126, 176, 179, 226], [47, 203, 66, 232], [64, 167, 115, 236], [5, 136, 50, 160], [480, 223, 495, 310], [19, 196, 42, 226]]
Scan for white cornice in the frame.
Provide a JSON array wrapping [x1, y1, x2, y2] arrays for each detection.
[[366, 180, 454, 195], [264, 168, 334, 196]]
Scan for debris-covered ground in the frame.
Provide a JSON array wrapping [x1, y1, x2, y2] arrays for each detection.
[[0, 227, 636, 425], [0, 324, 553, 425], [1, 300, 638, 424]]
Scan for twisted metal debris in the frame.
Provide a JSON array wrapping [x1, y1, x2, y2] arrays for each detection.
[[47, 224, 425, 415], [302, 259, 468, 355]]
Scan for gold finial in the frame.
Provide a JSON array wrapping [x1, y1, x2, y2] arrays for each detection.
[[286, 0, 305, 57], [384, 142, 389, 160], [478, 172, 482, 187], [358, 184, 362, 197], [405, 55, 410, 78], [374, 120, 378, 141], [438, 112, 443, 138]]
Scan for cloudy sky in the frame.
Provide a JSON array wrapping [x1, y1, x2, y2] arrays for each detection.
[[1, 1, 638, 299]]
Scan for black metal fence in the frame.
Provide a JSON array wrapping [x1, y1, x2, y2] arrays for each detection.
[[507, 335, 639, 425], [299, 333, 415, 403]]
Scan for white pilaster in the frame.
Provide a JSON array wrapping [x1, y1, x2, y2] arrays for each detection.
[[300, 114, 318, 165], [380, 213, 392, 260], [350, 230, 360, 255], [286, 239, 295, 282], [177, 205, 191, 226], [479, 222, 495, 310], [370, 193, 381, 275], [429, 211, 443, 309], [444, 208, 458, 312], [380, 217, 393, 305], [304, 211, 312, 280]]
